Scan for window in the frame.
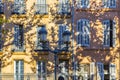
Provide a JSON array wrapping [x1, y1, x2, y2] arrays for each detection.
[[104, 64, 116, 80], [0, 0, 3, 13], [58, 0, 70, 14], [37, 61, 46, 80], [12, 0, 25, 14], [103, 20, 116, 47], [78, 64, 89, 80], [35, 0, 47, 14], [13, 25, 24, 51], [36, 26, 48, 50], [14, 60, 24, 80], [97, 62, 104, 80], [77, 0, 89, 8], [77, 19, 90, 46], [58, 24, 68, 49], [58, 60, 69, 80], [103, 0, 116, 8]]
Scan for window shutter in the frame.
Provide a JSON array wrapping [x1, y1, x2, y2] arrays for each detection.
[[90, 62, 95, 80], [112, 20, 116, 47], [109, 63, 116, 80], [97, 62, 104, 80], [110, 20, 113, 47]]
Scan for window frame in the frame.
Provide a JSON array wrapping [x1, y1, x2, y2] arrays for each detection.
[[103, 0, 116, 8], [103, 20, 116, 47], [76, 19, 90, 47], [77, 0, 90, 8], [13, 24, 24, 51], [14, 60, 24, 80], [37, 61, 46, 80]]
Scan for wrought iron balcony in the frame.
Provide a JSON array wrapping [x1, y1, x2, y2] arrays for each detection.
[[0, 73, 46, 80], [57, 4, 71, 15], [11, 3, 26, 14], [35, 41, 49, 51], [0, 3, 4, 14], [35, 4, 48, 14], [12, 42, 25, 52]]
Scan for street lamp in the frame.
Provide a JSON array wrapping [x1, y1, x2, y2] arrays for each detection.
[[35, 27, 71, 80]]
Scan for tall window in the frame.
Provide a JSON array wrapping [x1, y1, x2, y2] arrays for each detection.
[[58, 0, 70, 14], [58, 60, 69, 80], [77, 0, 89, 8], [0, 0, 3, 13], [103, 20, 116, 47], [35, 0, 47, 14], [37, 61, 46, 80], [36, 26, 48, 50], [104, 64, 116, 80], [77, 19, 90, 46], [58, 24, 68, 49], [12, 0, 25, 14], [103, 0, 116, 8], [14, 25, 24, 51], [14, 60, 24, 80]]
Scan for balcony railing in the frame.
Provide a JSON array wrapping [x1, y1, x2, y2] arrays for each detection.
[[11, 3, 26, 14], [0, 74, 46, 80], [12, 42, 25, 52], [35, 41, 49, 51], [35, 4, 48, 14], [57, 4, 71, 14]]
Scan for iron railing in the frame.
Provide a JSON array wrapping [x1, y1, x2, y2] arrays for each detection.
[[35, 41, 49, 51], [0, 74, 47, 80], [57, 4, 70, 14], [11, 3, 26, 14], [35, 4, 48, 14]]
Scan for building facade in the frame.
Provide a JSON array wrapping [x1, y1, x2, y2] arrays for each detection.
[[0, 0, 119, 80]]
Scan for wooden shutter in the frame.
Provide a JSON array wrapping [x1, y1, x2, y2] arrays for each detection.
[[109, 63, 116, 80], [97, 62, 104, 80], [90, 62, 95, 80]]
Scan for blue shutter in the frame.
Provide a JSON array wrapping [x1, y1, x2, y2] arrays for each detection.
[[97, 62, 104, 80], [59, 25, 67, 47], [84, 20, 90, 46], [103, 20, 110, 46]]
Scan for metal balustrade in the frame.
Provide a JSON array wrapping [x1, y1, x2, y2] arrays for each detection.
[[57, 4, 71, 14], [11, 3, 26, 14], [0, 74, 47, 80], [35, 4, 48, 14]]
